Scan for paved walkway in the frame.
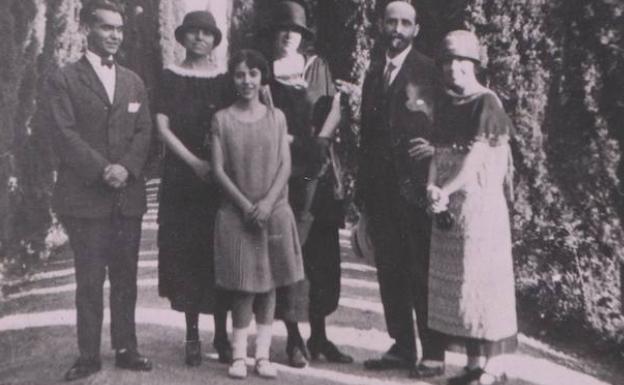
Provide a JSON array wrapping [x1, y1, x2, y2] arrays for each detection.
[[0, 180, 620, 385]]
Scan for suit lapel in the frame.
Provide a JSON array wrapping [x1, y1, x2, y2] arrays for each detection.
[[388, 51, 412, 98], [111, 66, 131, 113], [77, 57, 111, 106], [363, 60, 385, 109]]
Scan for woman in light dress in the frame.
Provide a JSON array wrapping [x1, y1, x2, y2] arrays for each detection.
[[427, 30, 517, 385]]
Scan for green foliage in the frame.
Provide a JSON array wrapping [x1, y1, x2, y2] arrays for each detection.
[[0, 0, 45, 270], [229, 0, 256, 54], [117, 0, 163, 99]]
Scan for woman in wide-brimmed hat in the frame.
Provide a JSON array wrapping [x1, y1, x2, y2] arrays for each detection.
[[263, 0, 354, 369], [427, 30, 517, 385], [156, 10, 234, 367]]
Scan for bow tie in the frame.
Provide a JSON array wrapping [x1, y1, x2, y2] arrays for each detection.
[[100, 56, 115, 68]]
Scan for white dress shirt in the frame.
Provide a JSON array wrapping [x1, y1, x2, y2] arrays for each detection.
[[85, 50, 116, 103], [384, 44, 412, 87]]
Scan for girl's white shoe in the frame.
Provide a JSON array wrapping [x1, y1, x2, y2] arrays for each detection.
[[255, 358, 278, 378], [228, 359, 247, 379]]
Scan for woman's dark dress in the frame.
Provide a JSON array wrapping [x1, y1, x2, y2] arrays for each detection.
[[271, 56, 344, 320], [156, 66, 232, 313]]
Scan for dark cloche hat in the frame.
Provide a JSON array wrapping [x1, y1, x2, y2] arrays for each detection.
[[175, 11, 222, 47], [270, 1, 314, 39]]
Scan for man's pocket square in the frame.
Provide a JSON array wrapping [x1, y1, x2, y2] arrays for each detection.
[[128, 102, 141, 113]]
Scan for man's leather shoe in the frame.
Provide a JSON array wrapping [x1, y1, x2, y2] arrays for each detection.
[[64, 358, 101, 381], [363, 344, 413, 370], [409, 362, 445, 378], [115, 350, 153, 371]]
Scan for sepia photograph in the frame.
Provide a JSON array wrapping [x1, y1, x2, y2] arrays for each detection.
[[0, 0, 623, 384]]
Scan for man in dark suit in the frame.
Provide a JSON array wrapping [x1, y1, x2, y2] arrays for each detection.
[[40, 1, 153, 380], [356, 1, 445, 378]]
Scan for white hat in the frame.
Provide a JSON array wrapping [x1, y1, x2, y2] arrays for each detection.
[[440, 30, 481, 63]]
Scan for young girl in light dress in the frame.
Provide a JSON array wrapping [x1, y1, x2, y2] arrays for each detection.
[[211, 49, 305, 380]]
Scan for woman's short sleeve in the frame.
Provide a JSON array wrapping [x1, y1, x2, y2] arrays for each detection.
[[210, 111, 223, 139], [155, 69, 174, 116], [305, 56, 336, 101], [273, 108, 288, 138], [474, 93, 514, 146]]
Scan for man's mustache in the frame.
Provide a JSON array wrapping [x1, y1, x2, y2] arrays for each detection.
[[388, 33, 407, 41]]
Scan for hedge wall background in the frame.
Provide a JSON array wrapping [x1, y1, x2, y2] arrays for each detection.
[[0, 0, 622, 349]]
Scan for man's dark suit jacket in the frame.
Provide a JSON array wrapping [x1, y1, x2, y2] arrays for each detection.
[[357, 47, 439, 208], [42, 57, 152, 218]]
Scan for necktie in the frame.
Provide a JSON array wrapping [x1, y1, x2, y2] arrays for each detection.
[[101, 56, 114, 68], [382, 61, 396, 93]]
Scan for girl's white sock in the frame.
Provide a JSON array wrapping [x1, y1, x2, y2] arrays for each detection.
[[255, 323, 273, 360], [232, 327, 249, 360]]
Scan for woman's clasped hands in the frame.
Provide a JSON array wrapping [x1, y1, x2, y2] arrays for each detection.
[[190, 158, 212, 182], [427, 184, 449, 214], [244, 198, 275, 229]]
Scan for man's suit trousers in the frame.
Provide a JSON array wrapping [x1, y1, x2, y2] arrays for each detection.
[[365, 159, 444, 362], [62, 213, 142, 360]]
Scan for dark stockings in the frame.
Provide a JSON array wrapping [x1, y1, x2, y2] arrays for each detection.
[[185, 312, 199, 341], [285, 315, 328, 343], [285, 321, 303, 345], [213, 295, 229, 344], [185, 295, 230, 343], [309, 314, 327, 342]]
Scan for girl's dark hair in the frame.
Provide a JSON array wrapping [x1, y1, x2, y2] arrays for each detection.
[[227, 49, 271, 85]]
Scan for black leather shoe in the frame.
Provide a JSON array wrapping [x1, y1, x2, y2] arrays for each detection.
[[448, 367, 485, 385], [307, 338, 354, 364], [64, 358, 101, 381], [286, 339, 309, 368], [214, 338, 233, 364], [185, 340, 202, 367], [409, 362, 445, 378], [115, 350, 152, 371], [363, 344, 413, 370]]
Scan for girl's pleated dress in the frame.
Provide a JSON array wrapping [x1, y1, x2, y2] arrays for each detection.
[[212, 106, 305, 293]]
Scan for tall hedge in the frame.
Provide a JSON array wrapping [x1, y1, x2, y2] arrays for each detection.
[[0, 0, 48, 275]]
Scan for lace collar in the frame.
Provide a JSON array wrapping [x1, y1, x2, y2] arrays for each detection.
[[167, 64, 223, 78]]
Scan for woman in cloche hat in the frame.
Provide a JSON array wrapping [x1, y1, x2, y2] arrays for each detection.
[[156, 10, 234, 367], [426, 30, 517, 385], [265, 0, 354, 369]]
